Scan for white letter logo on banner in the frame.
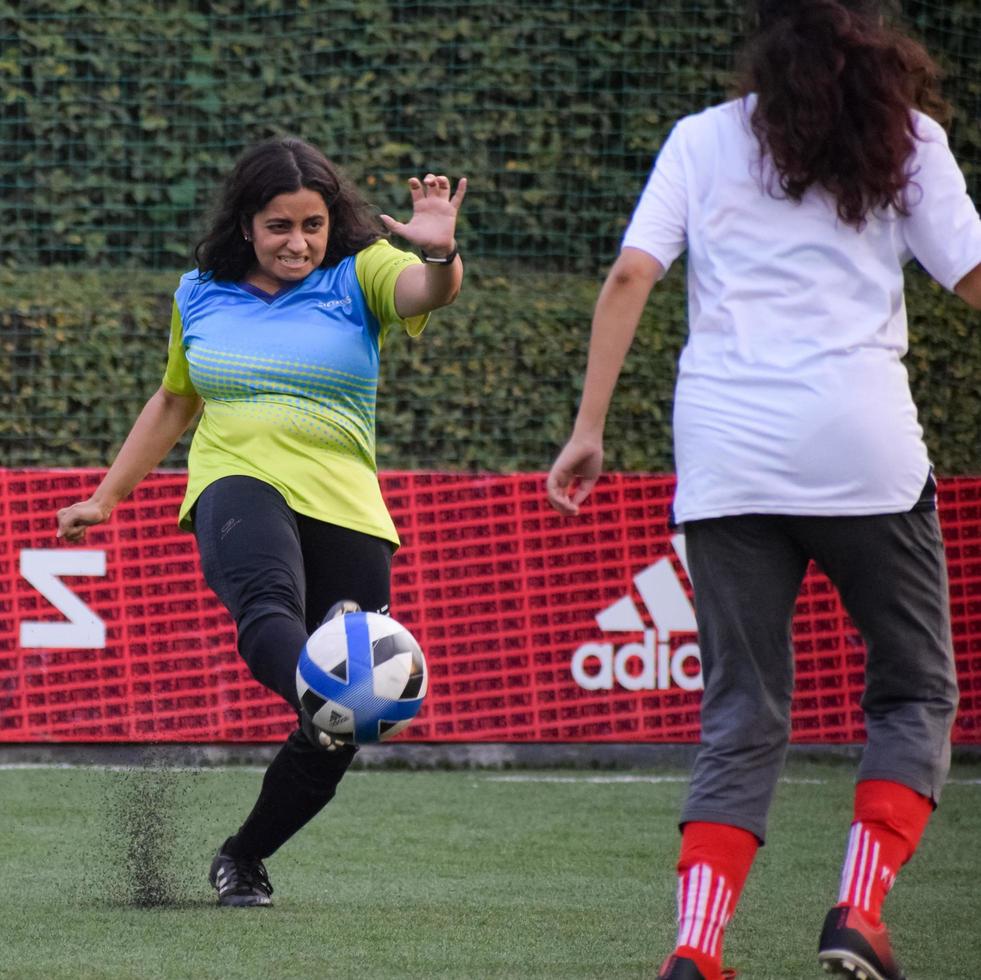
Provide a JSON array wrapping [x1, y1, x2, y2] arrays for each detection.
[[570, 534, 702, 692], [18, 549, 107, 649]]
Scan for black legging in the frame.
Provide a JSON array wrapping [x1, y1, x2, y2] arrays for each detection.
[[192, 474, 396, 859], [193, 474, 394, 708]]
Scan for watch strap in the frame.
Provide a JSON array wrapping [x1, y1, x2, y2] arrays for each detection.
[[420, 246, 458, 265]]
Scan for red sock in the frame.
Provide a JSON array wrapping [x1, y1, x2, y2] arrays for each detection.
[[671, 822, 759, 979], [836, 780, 933, 925]]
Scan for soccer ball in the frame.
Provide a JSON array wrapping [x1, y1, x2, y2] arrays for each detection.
[[296, 611, 428, 746]]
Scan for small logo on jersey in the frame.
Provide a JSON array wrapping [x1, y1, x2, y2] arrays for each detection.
[[317, 296, 353, 311], [571, 534, 703, 692]]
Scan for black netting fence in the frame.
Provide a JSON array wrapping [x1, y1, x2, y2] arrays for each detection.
[[2, 0, 978, 270], [1, 1, 978, 472]]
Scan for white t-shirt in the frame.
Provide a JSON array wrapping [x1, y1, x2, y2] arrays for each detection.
[[623, 97, 981, 522]]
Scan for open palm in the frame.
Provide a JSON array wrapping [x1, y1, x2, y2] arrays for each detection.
[[380, 173, 467, 255]]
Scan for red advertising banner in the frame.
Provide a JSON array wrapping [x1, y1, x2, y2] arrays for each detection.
[[1, 468, 978, 743]]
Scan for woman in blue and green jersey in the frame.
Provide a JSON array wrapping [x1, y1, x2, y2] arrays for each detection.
[[56, 137, 467, 907]]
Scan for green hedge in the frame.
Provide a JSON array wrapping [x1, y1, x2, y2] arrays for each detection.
[[1, 263, 977, 474], [1, 2, 977, 473]]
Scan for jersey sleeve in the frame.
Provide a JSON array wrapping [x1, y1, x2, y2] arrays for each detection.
[[902, 115, 981, 291], [161, 299, 197, 396], [355, 239, 430, 346], [621, 121, 689, 272]]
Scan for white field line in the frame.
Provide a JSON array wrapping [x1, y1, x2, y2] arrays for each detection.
[[484, 774, 830, 785], [0, 769, 825, 785], [486, 774, 688, 784], [0, 766, 754, 783], [0, 763, 268, 773], [0, 766, 682, 778], [486, 776, 981, 786], [0, 764, 978, 787]]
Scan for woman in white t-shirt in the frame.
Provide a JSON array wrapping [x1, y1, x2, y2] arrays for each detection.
[[547, 3, 981, 979]]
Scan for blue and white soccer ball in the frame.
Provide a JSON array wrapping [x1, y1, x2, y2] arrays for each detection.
[[296, 611, 428, 746]]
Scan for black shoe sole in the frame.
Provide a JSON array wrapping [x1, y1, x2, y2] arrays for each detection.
[[216, 894, 272, 908]]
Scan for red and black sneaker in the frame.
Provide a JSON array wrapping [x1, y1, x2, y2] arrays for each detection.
[[818, 905, 906, 980], [656, 955, 737, 980]]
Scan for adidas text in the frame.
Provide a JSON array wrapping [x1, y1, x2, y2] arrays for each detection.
[[570, 534, 703, 693], [571, 631, 702, 691]]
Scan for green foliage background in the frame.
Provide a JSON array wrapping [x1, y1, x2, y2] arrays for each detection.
[[1, 1, 978, 472], [2, 263, 975, 473]]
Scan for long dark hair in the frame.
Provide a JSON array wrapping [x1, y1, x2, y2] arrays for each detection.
[[738, 0, 951, 226], [194, 138, 383, 281]]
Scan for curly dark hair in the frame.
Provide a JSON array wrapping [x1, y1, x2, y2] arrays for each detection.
[[194, 137, 383, 281], [737, 0, 951, 227]]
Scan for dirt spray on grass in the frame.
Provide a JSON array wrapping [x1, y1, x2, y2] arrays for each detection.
[[99, 746, 200, 908]]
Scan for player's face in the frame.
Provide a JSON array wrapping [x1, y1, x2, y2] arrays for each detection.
[[245, 187, 330, 292]]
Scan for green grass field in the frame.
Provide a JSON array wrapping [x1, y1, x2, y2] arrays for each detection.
[[1, 757, 978, 979]]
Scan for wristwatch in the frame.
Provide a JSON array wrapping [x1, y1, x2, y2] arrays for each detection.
[[420, 246, 459, 265]]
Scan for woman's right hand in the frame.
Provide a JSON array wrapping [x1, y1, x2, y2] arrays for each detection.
[[57, 498, 112, 543]]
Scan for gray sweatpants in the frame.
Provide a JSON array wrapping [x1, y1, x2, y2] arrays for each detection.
[[680, 509, 959, 843]]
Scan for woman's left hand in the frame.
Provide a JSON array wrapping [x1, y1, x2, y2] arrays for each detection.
[[380, 174, 467, 256], [546, 434, 605, 516]]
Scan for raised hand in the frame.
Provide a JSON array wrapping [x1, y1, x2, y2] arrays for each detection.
[[380, 174, 467, 256]]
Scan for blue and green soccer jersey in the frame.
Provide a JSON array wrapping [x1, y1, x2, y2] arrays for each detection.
[[162, 239, 428, 545]]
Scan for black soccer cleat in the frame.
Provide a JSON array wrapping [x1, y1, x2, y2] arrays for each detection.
[[299, 709, 351, 752], [323, 598, 361, 622], [209, 847, 273, 907], [818, 905, 906, 980], [656, 954, 737, 979]]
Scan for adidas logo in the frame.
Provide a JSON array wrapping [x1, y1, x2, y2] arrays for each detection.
[[570, 533, 703, 692]]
